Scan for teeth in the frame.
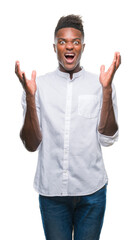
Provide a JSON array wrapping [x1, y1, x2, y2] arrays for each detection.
[[65, 53, 74, 56]]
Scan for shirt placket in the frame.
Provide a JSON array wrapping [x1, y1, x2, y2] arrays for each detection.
[[62, 78, 73, 195]]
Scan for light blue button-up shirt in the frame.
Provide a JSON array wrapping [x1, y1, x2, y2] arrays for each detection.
[[22, 67, 118, 196]]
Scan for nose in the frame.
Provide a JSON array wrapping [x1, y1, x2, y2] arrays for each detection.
[[66, 41, 74, 50]]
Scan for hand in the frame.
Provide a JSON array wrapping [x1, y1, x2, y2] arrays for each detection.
[[15, 61, 37, 96], [99, 52, 121, 88]]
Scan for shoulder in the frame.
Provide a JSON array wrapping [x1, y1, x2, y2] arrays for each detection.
[[83, 69, 100, 87], [36, 70, 57, 86], [84, 69, 99, 80]]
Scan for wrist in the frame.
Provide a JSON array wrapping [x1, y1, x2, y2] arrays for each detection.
[[102, 85, 112, 102], [102, 85, 112, 94], [102, 84, 112, 91], [26, 93, 36, 104]]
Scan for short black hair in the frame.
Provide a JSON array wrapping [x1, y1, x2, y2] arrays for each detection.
[[54, 14, 84, 38]]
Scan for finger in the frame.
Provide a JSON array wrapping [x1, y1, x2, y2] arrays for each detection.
[[108, 53, 117, 74], [108, 62, 116, 75], [116, 52, 121, 69], [15, 61, 19, 75], [113, 52, 117, 64], [100, 65, 105, 73], [22, 72, 27, 87], [119, 54, 121, 65], [15, 61, 23, 80], [31, 70, 36, 81], [15, 61, 20, 74], [15, 60, 19, 72], [22, 72, 27, 82]]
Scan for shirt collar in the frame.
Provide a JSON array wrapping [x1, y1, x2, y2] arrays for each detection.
[[56, 67, 84, 80]]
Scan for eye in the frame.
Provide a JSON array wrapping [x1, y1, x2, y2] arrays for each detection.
[[59, 40, 66, 45], [74, 40, 80, 45]]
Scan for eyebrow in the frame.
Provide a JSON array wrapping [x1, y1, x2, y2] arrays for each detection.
[[57, 38, 82, 41]]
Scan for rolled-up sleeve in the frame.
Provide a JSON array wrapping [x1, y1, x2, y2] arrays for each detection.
[[98, 130, 119, 147], [98, 83, 119, 147]]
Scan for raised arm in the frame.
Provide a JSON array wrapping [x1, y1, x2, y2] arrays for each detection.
[[98, 52, 121, 136], [15, 61, 42, 152]]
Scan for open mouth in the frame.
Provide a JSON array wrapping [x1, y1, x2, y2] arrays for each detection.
[[64, 53, 75, 63]]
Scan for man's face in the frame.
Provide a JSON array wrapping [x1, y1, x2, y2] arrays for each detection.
[[54, 27, 85, 73]]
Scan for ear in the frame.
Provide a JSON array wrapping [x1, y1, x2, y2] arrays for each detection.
[[82, 43, 85, 52], [53, 44, 56, 53]]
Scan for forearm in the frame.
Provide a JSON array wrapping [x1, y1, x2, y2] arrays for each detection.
[[20, 94, 42, 152], [98, 86, 118, 136]]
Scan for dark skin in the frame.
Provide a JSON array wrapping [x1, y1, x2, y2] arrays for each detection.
[[98, 52, 121, 135], [15, 62, 42, 152], [15, 27, 121, 151], [53, 28, 85, 79]]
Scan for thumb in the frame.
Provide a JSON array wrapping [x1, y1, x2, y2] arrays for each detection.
[[100, 65, 105, 73], [31, 70, 36, 81]]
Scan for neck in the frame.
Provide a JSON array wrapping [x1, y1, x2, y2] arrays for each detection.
[[59, 64, 82, 79]]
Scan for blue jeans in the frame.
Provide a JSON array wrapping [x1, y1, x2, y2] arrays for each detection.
[[39, 185, 107, 240]]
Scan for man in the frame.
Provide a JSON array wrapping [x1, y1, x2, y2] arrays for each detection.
[[15, 15, 121, 240]]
